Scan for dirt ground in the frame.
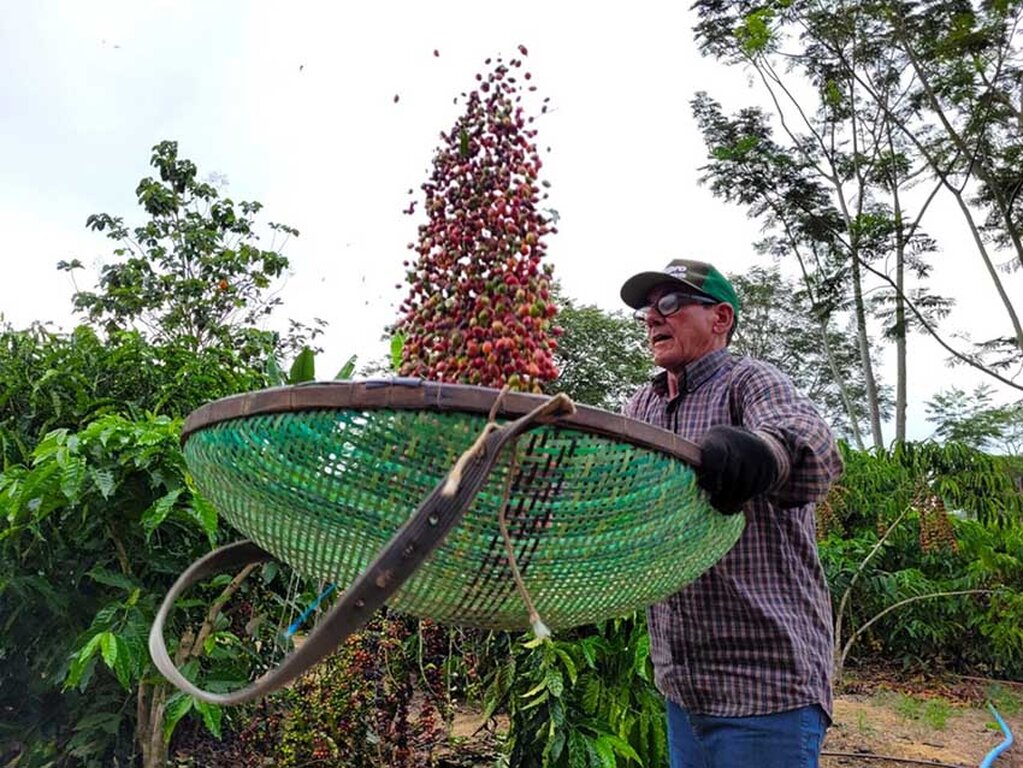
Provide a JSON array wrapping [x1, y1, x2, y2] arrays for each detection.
[[440, 672, 1021, 767], [824, 691, 1019, 767]]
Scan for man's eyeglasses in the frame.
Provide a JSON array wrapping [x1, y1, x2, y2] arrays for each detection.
[[632, 292, 719, 322]]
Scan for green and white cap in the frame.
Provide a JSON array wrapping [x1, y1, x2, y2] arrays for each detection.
[[620, 259, 740, 321]]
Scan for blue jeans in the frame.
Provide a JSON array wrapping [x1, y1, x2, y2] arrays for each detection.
[[667, 699, 828, 768]]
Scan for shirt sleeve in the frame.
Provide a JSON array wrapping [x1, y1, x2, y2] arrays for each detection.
[[730, 359, 843, 508]]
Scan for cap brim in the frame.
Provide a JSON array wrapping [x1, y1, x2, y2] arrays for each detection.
[[620, 272, 704, 309]]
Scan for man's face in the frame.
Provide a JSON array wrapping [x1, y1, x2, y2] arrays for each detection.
[[640, 285, 728, 372]]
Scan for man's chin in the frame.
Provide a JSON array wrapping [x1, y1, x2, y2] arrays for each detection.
[[652, 352, 683, 370]]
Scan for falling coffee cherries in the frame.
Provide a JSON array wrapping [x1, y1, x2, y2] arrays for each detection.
[[396, 49, 561, 393]]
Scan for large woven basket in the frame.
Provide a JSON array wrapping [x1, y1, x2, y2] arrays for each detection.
[[150, 379, 744, 704]]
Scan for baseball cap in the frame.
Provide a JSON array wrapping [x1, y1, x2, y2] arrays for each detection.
[[620, 259, 740, 321]]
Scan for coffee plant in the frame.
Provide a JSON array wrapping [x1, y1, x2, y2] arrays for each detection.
[[396, 48, 560, 392], [266, 614, 448, 767]]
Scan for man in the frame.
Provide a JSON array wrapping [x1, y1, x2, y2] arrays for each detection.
[[620, 259, 843, 768]]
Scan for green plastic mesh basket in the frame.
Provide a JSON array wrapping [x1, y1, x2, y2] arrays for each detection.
[[182, 380, 742, 629], [151, 379, 744, 705]]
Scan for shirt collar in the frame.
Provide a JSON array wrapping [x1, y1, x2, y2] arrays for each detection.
[[651, 347, 731, 397]]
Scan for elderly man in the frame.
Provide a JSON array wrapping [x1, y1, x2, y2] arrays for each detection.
[[620, 259, 843, 768]]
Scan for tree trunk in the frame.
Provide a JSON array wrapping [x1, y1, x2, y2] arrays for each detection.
[[818, 317, 867, 450], [137, 682, 170, 768], [851, 252, 885, 448], [893, 204, 907, 444]]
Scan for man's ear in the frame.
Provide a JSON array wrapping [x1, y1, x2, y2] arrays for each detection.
[[712, 303, 735, 337]]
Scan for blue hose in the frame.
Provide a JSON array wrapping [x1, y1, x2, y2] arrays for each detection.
[[980, 702, 1014, 768]]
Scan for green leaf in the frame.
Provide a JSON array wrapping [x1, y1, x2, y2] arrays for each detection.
[[32, 429, 69, 462], [266, 355, 287, 386], [568, 731, 590, 768], [390, 332, 406, 371], [186, 493, 219, 543], [87, 567, 136, 591], [261, 560, 280, 584], [544, 727, 567, 764], [289, 347, 316, 383], [335, 354, 358, 380], [633, 631, 651, 681], [91, 468, 116, 499], [592, 735, 616, 768], [99, 631, 118, 669], [545, 666, 564, 698], [77, 632, 105, 664], [520, 690, 549, 710], [195, 700, 223, 739], [581, 676, 602, 715], [162, 693, 193, 743], [600, 732, 641, 763], [522, 633, 549, 650], [554, 646, 578, 685], [60, 456, 88, 500], [141, 488, 183, 539], [521, 676, 549, 699]]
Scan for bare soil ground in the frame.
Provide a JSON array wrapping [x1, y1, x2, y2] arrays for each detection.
[[824, 693, 1018, 767]]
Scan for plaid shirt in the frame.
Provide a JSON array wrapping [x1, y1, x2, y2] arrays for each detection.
[[624, 348, 842, 718]]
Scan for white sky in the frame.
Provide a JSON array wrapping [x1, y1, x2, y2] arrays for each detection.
[[1, 2, 1019, 443]]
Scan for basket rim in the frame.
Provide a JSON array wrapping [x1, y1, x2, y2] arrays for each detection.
[[181, 378, 702, 467]]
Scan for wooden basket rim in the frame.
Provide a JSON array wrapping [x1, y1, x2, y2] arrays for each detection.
[[181, 378, 701, 467]]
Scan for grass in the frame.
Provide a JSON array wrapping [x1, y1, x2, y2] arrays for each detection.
[[884, 692, 956, 730], [985, 684, 1022, 717], [856, 709, 876, 736]]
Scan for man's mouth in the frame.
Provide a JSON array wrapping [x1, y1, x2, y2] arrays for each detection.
[[651, 332, 672, 344]]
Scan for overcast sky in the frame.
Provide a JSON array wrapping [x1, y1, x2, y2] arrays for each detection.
[[1, 2, 1019, 442]]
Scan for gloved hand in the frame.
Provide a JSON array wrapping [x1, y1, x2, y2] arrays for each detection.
[[697, 425, 779, 514]]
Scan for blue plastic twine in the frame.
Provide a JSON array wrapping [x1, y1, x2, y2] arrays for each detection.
[[284, 583, 337, 638]]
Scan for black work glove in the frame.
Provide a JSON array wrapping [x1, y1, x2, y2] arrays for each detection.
[[697, 425, 780, 514]]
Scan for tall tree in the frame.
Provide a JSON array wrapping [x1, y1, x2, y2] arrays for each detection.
[[728, 266, 891, 444], [691, 0, 1023, 424], [691, 92, 936, 447], [60, 140, 302, 363], [549, 295, 653, 411]]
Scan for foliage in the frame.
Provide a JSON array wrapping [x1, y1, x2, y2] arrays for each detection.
[[549, 294, 652, 411], [0, 415, 211, 765], [59, 140, 306, 363], [396, 51, 560, 391], [480, 616, 666, 768], [267, 615, 448, 767], [0, 322, 283, 766], [0, 322, 268, 468], [729, 266, 892, 441], [926, 385, 1023, 455], [820, 440, 1023, 679]]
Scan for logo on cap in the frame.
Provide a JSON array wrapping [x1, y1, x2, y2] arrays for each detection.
[[666, 264, 688, 278]]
